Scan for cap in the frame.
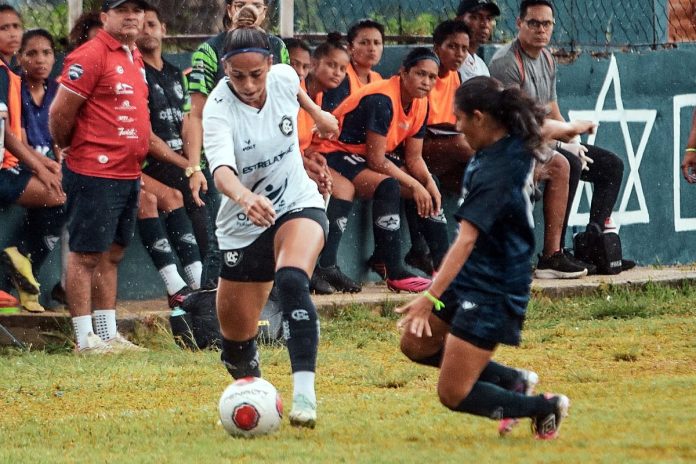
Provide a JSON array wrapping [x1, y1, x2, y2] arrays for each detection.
[[456, 0, 501, 17], [102, 0, 150, 12]]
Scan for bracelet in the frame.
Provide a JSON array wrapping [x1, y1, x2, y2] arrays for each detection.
[[422, 290, 445, 311], [685, 148, 696, 153]]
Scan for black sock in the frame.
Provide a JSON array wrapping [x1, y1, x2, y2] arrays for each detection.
[[478, 361, 525, 391], [404, 200, 429, 256], [221, 336, 261, 379], [452, 382, 555, 419], [201, 168, 221, 285], [419, 212, 449, 270], [165, 207, 201, 267], [138, 217, 176, 270], [319, 198, 353, 268], [372, 178, 407, 279], [18, 206, 65, 273], [275, 267, 318, 373]]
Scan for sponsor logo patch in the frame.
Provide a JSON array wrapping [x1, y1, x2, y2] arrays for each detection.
[[224, 250, 242, 267], [68, 64, 83, 81], [278, 115, 294, 136], [115, 82, 134, 95]]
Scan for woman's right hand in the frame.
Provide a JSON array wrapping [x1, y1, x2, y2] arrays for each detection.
[[239, 191, 276, 228], [36, 165, 65, 201], [410, 182, 433, 218], [189, 171, 208, 207]]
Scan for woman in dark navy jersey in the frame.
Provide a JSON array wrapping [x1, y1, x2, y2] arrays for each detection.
[[397, 76, 570, 440]]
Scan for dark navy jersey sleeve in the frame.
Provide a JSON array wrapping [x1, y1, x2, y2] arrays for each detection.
[[338, 94, 393, 145], [412, 106, 428, 139]]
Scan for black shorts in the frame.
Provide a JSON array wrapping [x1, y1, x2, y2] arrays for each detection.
[[326, 151, 403, 181], [62, 165, 140, 253], [0, 165, 32, 205], [433, 289, 524, 350], [219, 207, 328, 282]]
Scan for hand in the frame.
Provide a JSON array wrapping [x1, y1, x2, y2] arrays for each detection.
[[312, 110, 339, 140], [238, 191, 276, 227], [189, 170, 208, 207], [682, 150, 696, 183], [558, 140, 594, 171], [303, 151, 332, 195], [424, 176, 442, 217], [35, 165, 65, 201], [410, 182, 433, 218], [40, 155, 62, 175], [395, 296, 434, 338], [569, 120, 597, 136]]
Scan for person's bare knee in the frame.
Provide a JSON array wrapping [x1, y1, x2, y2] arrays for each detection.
[[159, 188, 184, 213], [138, 190, 158, 218], [437, 379, 473, 410]]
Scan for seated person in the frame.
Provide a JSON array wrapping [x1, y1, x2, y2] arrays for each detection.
[[316, 48, 450, 293]]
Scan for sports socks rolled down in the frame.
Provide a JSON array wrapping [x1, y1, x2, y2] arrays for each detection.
[[372, 178, 409, 279], [319, 198, 353, 268], [221, 337, 262, 379], [164, 207, 201, 268], [137, 217, 187, 295]]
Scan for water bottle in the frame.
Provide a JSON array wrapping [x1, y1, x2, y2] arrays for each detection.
[[169, 307, 197, 349]]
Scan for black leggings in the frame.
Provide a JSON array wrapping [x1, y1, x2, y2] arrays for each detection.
[[559, 144, 624, 245]]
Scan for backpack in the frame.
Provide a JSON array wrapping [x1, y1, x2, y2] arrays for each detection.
[[171, 288, 284, 350], [513, 41, 555, 87], [573, 223, 623, 275]]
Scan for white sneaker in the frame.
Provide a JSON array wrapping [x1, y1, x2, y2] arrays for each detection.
[[289, 394, 317, 429], [75, 332, 114, 355], [106, 332, 148, 352]]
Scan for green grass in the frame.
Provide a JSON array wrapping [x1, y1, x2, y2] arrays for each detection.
[[2, 284, 696, 463]]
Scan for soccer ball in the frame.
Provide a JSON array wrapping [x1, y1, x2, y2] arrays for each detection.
[[218, 377, 283, 437]]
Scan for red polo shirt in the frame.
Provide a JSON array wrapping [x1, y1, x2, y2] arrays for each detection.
[[60, 29, 150, 179]]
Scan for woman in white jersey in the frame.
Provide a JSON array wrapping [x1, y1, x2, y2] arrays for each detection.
[[203, 26, 328, 429]]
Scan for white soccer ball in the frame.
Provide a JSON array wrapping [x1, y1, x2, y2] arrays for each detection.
[[218, 377, 283, 437]]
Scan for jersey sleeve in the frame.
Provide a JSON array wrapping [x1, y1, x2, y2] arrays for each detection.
[[360, 94, 393, 136], [454, 167, 512, 235], [0, 67, 9, 106], [59, 45, 103, 99], [188, 41, 218, 97], [412, 106, 428, 139], [488, 50, 522, 89], [202, 89, 237, 175], [274, 64, 300, 98]]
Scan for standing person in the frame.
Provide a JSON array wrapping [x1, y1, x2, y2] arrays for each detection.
[[397, 76, 570, 440], [316, 48, 448, 293], [489, 0, 633, 276], [203, 26, 329, 427], [184, 0, 289, 287], [0, 9, 65, 312], [67, 11, 103, 51], [49, 0, 152, 354], [682, 111, 696, 184]]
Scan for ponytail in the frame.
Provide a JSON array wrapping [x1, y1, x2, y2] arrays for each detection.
[[313, 32, 349, 61], [455, 76, 548, 160]]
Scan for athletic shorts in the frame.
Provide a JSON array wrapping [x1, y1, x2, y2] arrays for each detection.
[[0, 165, 32, 205], [326, 151, 403, 181], [219, 207, 328, 282], [433, 288, 524, 350], [62, 165, 140, 253]]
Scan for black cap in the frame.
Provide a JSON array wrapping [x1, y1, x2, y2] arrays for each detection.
[[456, 0, 501, 17], [102, 0, 150, 12]]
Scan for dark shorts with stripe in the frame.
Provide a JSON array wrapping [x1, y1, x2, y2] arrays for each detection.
[[0, 165, 32, 205], [62, 165, 140, 253], [220, 207, 328, 282], [433, 288, 524, 350], [326, 151, 403, 181]]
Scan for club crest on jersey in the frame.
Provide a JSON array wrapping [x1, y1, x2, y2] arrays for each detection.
[[224, 250, 242, 267], [278, 115, 294, 136], [68, 64, 83, 81]]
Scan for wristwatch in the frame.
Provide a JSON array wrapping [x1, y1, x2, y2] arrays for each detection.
[[185, 165, 202, 178]]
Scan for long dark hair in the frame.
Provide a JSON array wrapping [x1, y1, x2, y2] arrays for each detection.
[[455, 76, 547, 159], [20, 28, 55, 53], [346, 18, 385, 45]]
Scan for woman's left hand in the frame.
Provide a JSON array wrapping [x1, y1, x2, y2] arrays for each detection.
[[313, 110, 339, 140], [395, 296, 433, 338], [425, 177, 442, 217]]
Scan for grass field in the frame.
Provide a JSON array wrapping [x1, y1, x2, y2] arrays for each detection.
[[1, 283, 695, 463]]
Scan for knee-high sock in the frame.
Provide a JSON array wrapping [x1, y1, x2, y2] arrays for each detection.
[[404, 200, 429, 256], [18, 206, 65, 274], [275, 267, 319, 373], [319, 198, 353, 268], [164, 207, 201, 267], [221, 337, 261, 379], [418, 212, 449, 270], [372, 178, 407, 279], [138, 217, 186, 294], [452, 382, 555, 419]]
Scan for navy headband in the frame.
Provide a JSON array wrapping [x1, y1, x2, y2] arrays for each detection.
[[402, 52, 441, 69], [221, 47, 272, 61]]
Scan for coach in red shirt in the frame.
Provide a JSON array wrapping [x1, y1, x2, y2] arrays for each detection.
[[50, 0, 152, 354]]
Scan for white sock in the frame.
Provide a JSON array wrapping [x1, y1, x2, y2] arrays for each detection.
[[72, 315, 95, 350], [292, 371, 316, 404], [184, 261, 202, 290], [93, 309, 117, 341], [159, 264, 188, 295]]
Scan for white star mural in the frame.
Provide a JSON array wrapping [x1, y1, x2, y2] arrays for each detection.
[[567, 54, 657, 231]]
